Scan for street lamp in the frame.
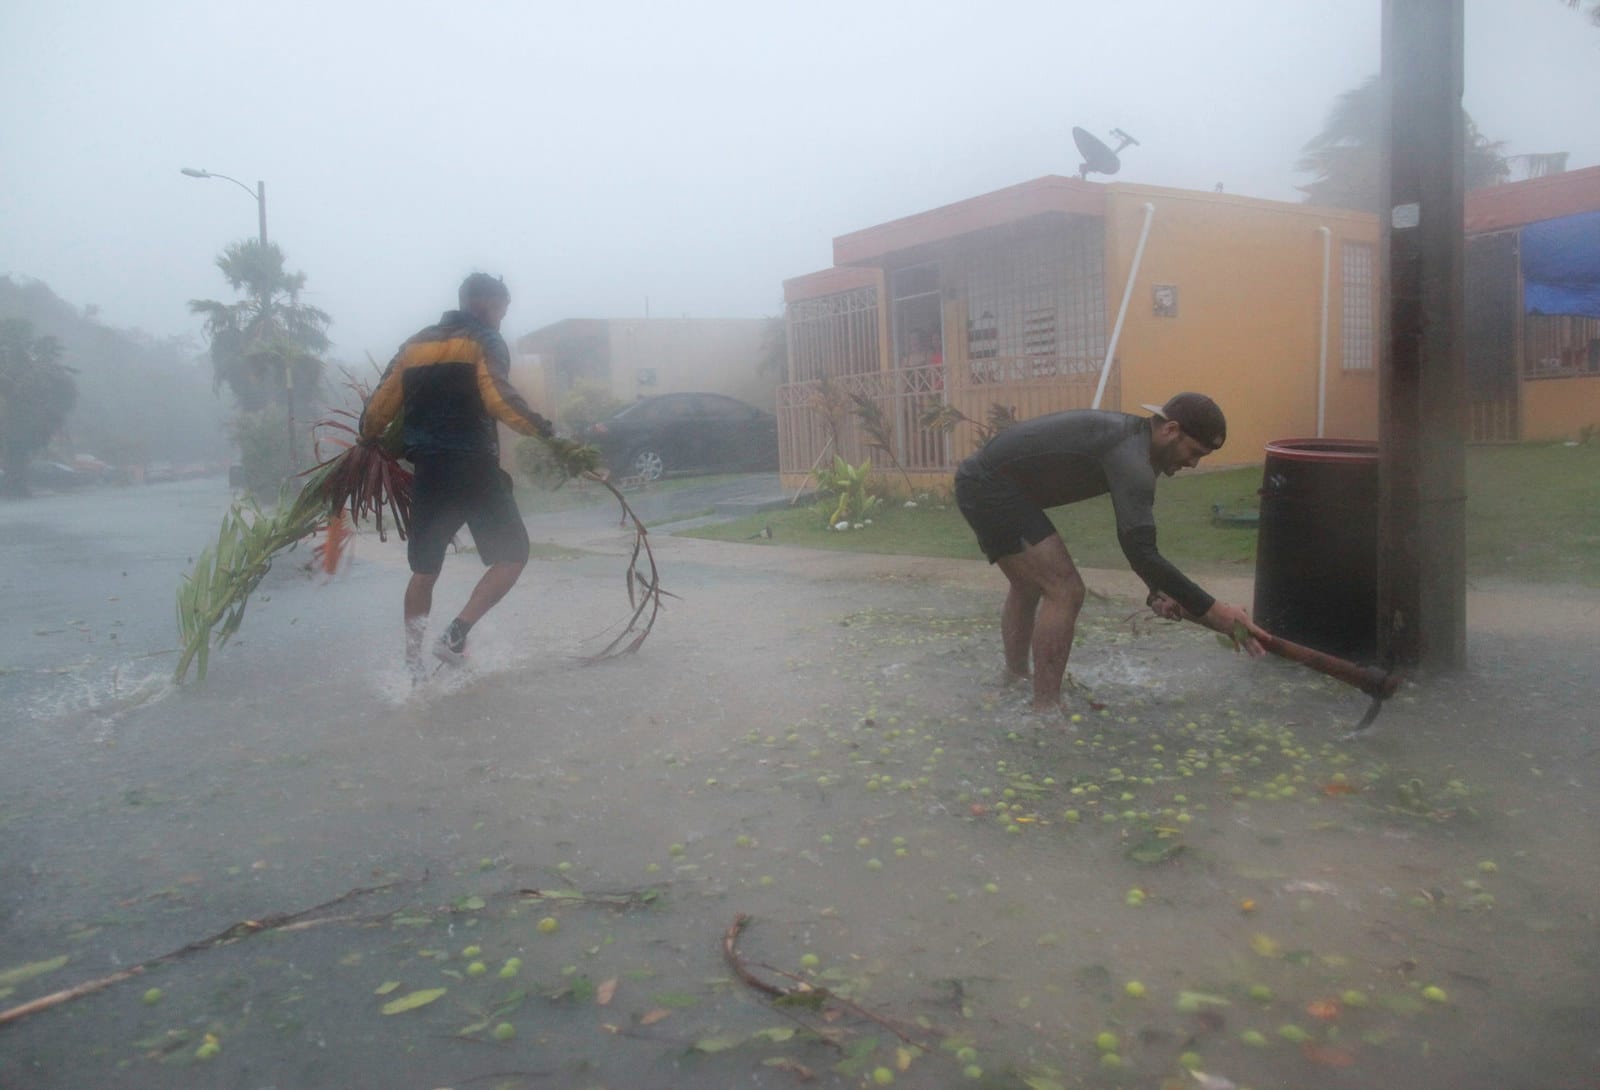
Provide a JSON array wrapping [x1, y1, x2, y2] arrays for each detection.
[[180, 167, 267, 246], [181, 166, 295, 469]]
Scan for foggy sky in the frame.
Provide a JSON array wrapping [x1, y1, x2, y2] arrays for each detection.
[[3, 0, 1597, 364]]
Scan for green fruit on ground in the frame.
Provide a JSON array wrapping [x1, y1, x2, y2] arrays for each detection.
[[462, 945, 481, 958], [956, 1046, 978, 1063], [1422, 985, 1449, 1003], [537, 917, 559, 934], [963, 1065, 983, 1079], [1248, 984, 1274, 1002], [492, 1022, 516, 1041], [1240, 1029, 1268, 1047], [1341, 989, 1368, 1007], [1278, 1023, 1309, 1042], [1095, 1031, 1119, 1052], [1178, 1051, 1203, 1070], [872, 1067, 895, 1085], [467, 961, 487, 976], [141, 987, 163, 1005], [1124, 980, 1146, 998], [799, 953, 820, 969], [194, 1042, 221, 1060], [1100, 1053, 1123, 1068]]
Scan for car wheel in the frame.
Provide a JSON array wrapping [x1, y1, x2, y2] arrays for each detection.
[[629, 448, 665, 482]]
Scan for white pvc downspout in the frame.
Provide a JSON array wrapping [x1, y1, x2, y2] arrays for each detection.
[[1316, 226, 1332, 437], [1093, 201, 1156, 410]]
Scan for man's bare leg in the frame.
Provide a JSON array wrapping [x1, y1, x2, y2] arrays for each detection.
[[1000, 577, 1041, 684], [456, 561, 526, 626], [997, 535, 1086, 711], [404, 571, 439, 673]]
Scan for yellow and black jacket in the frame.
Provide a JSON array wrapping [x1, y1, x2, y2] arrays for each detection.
[[360, 310, 552, 458]]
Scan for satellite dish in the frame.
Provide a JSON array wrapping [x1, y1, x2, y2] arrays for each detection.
[[1072, 126, 1141, 180]]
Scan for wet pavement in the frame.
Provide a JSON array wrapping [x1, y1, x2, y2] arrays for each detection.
[[2, 480, 1597, 1090]]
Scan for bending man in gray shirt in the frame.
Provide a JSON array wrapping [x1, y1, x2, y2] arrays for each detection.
[[955, 393, 1265, 713]]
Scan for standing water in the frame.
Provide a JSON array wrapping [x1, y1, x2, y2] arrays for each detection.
[[1, 482, 1596, 1089]]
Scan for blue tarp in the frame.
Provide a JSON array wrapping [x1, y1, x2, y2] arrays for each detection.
[[1521, 209, 1600, 318]]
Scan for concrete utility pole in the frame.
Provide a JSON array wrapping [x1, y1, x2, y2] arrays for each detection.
[[1377, 0, 1468, 671]]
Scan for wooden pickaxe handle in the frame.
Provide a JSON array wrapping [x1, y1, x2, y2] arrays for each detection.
[[1256, 631, 1400, 701]]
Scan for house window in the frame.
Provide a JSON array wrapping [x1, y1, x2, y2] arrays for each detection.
[[785, 286, 880, 382], [1341, 242, 1376, 371], [961, 219, 1105, 383]]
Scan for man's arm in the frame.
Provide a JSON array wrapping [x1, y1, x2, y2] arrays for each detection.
[[1118, 523, 1215, 617], [473, 335, 554, 439], [358, 350, 406, 442]]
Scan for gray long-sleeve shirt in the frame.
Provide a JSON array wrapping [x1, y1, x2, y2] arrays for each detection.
[[959, 410, 1215, 616]]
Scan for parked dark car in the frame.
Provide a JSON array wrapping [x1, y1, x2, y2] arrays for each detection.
[[584, 392, 778, 481], [27, 460, 94, 490]]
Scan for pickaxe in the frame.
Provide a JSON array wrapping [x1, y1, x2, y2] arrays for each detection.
[[1253, 630, 1403, 731]]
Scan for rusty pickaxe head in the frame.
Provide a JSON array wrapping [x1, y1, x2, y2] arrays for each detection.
[[1349, 667, 1404, 733]]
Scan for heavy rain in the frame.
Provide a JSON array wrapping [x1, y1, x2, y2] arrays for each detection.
[[3, 4, 1599, 1090]]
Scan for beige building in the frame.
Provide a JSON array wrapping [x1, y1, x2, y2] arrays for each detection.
[[513, 317, 780, 416]]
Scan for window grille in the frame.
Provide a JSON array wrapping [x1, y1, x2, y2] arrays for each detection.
[[785, 286, 880, 383], [959, 218, 1105, 383], [1341, 242, 1376, 371]]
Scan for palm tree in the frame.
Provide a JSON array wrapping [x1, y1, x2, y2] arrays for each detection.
[[1296, 75, 1513, 211], [189, 239, 331, 417], [1564, 0, 1600, 28], [0, 319, 78, 497]]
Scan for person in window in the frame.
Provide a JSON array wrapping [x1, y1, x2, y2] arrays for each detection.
[[954, 393, 1266, 714]]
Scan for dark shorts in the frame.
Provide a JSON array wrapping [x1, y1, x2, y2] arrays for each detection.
[[954, 470, 1057, 564], [407, 452, 529, 574]]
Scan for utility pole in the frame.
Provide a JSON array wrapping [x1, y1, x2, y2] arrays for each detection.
[[1377, 0, 1467, 671]]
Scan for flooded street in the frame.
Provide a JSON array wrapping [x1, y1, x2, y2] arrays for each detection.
[[2, 483, 1597, 1090]]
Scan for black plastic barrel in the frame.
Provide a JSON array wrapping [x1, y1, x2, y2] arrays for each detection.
[[1252, 439, 1379, 662]]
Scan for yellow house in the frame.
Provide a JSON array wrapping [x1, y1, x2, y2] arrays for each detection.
[[778, 175, 1381, 492], [1463, 166, 1600, 441]]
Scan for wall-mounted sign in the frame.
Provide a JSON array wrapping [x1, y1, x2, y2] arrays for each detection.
[[1153, 285, 1179, 318]]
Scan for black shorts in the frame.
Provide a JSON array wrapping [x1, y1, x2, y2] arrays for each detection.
[[407, 452, 529, 574], [954, 470, 1057, 564]]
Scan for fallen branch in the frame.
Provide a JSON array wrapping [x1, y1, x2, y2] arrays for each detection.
[[0, 880, 401, 1028], [720, 914, 942, 1047], [578, 469, 674, 662]]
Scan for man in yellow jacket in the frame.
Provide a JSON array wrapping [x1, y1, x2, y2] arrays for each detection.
[[360, 273, 555, 677]]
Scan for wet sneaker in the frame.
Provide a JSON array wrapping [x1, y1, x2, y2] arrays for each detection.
[[432, 622, 468, 667]]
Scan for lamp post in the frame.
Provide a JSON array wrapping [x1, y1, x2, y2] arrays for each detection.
[[180, 168, 267, 246], [181, 167, 297, 470]]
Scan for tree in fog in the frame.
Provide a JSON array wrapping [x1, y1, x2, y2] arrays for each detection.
[[0, 318, 78, 497], [1564, 0, 1600, 28], [189, 239, 330, 417], [1296, 75, 1516, 211]]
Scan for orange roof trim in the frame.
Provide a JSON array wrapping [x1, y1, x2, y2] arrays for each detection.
[[783, 265, 880, 304], [1466, 165, 1600, 234], [832, 175, 1106, 267]]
